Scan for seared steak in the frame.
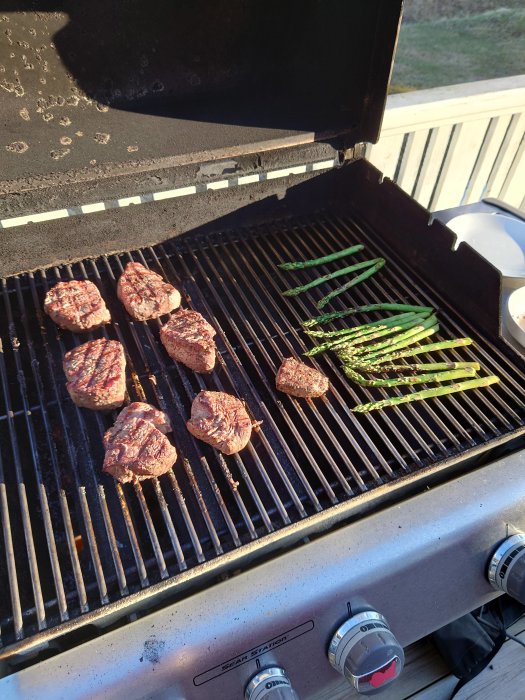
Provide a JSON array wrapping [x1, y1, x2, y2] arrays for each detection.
[[44, 280, 110, 332], [160, 308, 217, 373], [63, 338, 126, 410], [276, 357, 329, 398], [186, 390, 252, 454], [117, 262, 181, 321], [103, 401, 172, 448], [103, 417, 177, 483]]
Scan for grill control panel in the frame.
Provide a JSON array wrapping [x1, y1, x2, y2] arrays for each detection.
[[488, 533, 525, 603], [245, 667, 299, 700], [328, 609, 404, 695]]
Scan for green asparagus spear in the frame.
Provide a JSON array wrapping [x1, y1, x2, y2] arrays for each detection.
[[304, 311, 421, 338], [278, 244, 364, 270], [305, 314, 430, 357], [282, 259, 377, 297], [343, 365, 477, 388], [336, 345, 361, 363], [341, 315, 429, 352], [317, 259, 386, 309], [353, 361, 481, 373], [304, 333, 371, 357], [352, 314, 439, 364], [367, 338, 473, 365], [357, 325, 439, 363], [302, 303, 434, 327], [351, 376, 500, 413]]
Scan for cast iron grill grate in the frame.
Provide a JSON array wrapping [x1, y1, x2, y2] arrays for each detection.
[[1, 211, 524, 656]]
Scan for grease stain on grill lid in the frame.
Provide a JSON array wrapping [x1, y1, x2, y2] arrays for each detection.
[[5, 139, 28, 153]]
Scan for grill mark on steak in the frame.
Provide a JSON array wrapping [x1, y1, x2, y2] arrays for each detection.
[[117, 262, 181, 321], [44, 280, 111, 332], [103, 402, 172, 449], [86, 339, 112, 390], [275, 357, 329, 398], [186, 390, 252, 454], [103, 409, 177, 483], [63, 338, 126, 410], [160, 308, 217, 373]]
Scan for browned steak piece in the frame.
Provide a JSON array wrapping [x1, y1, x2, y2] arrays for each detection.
[[63, 338, 126, 410], [103, 402, 172, 448], [117, 262, 181, 321], [44, 280, 110, 332], [160, 308, 217, 373], [103, 417, 177, 483], [276, 357, 329, 398], [186, 390, 252, 454]]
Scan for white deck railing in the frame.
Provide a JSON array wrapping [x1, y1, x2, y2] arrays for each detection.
[[368, 75, 525, 213]]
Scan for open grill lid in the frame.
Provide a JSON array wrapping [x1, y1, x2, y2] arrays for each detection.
[[1, 0, 402, 189]]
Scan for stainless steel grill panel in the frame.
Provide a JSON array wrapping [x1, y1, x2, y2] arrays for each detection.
[[0, 211, 524, 658]]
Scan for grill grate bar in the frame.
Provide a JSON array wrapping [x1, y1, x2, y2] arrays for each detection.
[[335, 213, 523, 429], [307, 218, 470, 449], [333, 215, 500, 439], [0, 403, 59, 423], [218, 235, 393, 485], [84, 257, 195, 576], [196, 455, 242, 548], [97, 256, 206, 565], [248, 233, 416, 471], [170, 245, 298, 525], [15, 275, 88, 620], [140, 247, 256, 543], [27, 274, 93, 613], [0, 475, 23, 641], [148, 247, 288, 535], [0, 208, 523, 653], [198, 241, 365, 497], [95, 485, 129, 595], [133, 483, 168, 579], [0, 319, 47, 631], [152, 479, 188, 570], [179, 242, 335, 506], [4, 279, 72, 623], [276, 226, 446, 457], [118, 251, 226, 555], [42, 267, 114, 605], [114, 484, 149, 587], [181, 455, 224, 555]]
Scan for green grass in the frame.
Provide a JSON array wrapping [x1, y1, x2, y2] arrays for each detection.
[[390, 8, 525, 93]]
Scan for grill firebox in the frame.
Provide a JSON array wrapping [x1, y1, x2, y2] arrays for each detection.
[[1, 208, 524, 660]]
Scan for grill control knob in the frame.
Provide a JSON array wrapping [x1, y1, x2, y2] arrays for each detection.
[[488, 533, 525, 603], [245, 666, 299, 700], [328, 610, 404, 695]]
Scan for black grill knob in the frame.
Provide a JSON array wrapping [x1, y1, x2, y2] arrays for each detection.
[[328, 610, 404, 695], [245, 666, 299, 700], [488, 533, 525, 603]]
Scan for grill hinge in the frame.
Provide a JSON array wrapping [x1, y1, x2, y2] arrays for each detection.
[[341, 142, 368, 163]]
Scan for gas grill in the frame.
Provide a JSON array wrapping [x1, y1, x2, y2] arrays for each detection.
[[1, 2, 525, 699]]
